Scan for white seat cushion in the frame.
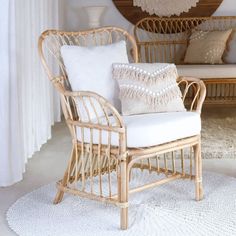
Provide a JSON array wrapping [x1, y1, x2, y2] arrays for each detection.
[[76, 112, 201, 148], [177, 64, 236, 79]]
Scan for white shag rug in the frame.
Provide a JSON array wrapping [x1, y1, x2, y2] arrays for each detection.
[[202, 115, 236, 159], [7, 170, 236, 236]]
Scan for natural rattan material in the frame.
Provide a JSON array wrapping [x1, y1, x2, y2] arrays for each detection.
[[134, 16, 236, 105], [38, 27, 206, 230]]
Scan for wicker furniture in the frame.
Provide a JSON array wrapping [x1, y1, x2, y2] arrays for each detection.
[[134, 16, 236, 105], [38, 27, 206, 230]]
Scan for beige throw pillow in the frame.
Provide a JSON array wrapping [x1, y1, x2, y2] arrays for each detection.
[[113, 63, 186, 116], [223, 29, 236, 64], [184, 29, 232, 64]]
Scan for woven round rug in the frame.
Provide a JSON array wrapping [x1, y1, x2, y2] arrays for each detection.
[[201, 114, 236, 159], [7, 170, 236, 236]]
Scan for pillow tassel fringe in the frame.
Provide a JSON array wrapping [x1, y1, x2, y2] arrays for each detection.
[[120, 86, 182, 107]]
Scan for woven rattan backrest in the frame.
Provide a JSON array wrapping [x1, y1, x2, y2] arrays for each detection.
[[38, 27, 138, 92], [134, 16, 236, 64]]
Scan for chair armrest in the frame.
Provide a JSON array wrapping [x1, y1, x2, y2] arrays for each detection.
[[61, 90, 128, 160], [177, 76, 206, 113], [60, 89, 126, 134]]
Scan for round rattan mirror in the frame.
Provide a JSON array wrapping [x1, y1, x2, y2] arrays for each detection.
[[113, 0, 223, 25]]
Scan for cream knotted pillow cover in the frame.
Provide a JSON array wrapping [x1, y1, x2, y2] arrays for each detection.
[[113, 63, 186, 115]]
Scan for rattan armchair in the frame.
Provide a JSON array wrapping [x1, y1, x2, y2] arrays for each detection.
[[38, 27, 206, 230]]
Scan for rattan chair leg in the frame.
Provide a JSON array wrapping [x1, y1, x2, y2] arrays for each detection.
[[54, 189, 65, 204], [120, 159, 128, 230], [198, 142, 203, 200], [194, 141, 203, 201], [54, 146, 76, 204]]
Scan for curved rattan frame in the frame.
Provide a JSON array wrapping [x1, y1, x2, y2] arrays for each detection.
[[38, 26, 206, 230]]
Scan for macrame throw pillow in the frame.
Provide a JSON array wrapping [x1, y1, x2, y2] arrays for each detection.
[[113, 63, 186, 115]]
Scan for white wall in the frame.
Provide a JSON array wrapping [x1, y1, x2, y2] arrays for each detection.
[[62, 0, 131, 31], [214, 0, 236, 16], [62, 0, 236, 32]]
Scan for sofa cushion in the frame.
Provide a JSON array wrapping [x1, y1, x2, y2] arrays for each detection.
[[60, 41, 129, 118], [113, 63, 185, 115], [223, 29, 236, 64], [184, 30, 232, 64], [76, 111, 201, 148], [177, 64, 236, 79]]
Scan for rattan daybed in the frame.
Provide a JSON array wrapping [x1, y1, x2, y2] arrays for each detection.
[[134, 16, 236, 105]]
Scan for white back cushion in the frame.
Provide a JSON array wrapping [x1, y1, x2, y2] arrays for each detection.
[[60, 41, 129, 118]]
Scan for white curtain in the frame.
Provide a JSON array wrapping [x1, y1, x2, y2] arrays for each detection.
[[0, 0, 61, 187]]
